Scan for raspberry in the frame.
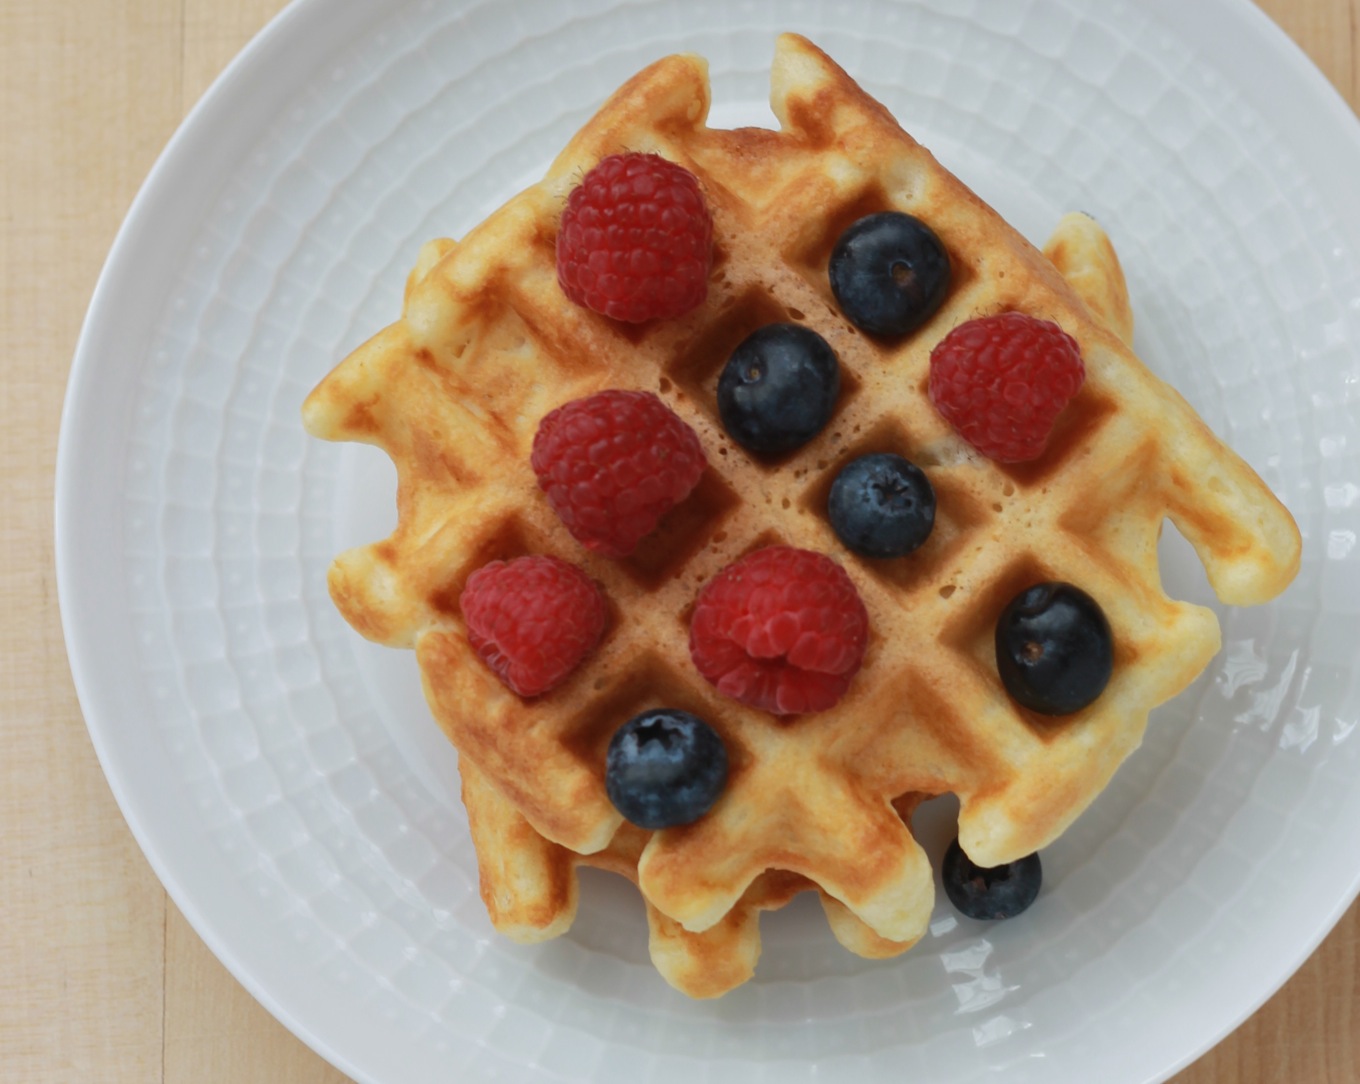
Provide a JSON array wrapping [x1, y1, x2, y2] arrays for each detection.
[[689, 546, 869, 715], [556, 152, 713, 323], [532, 390, 707, 558], [928, 312, 1085, 463], [459, 555, 607, 698]]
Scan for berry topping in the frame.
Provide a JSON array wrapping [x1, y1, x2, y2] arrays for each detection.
[[717, 323, 840, 456], [828, 453, 936, 559], [689, 545, 869, 715], [995, 582, 1113, 715], [459, 555, 607, 698], [605, 708, 729, 829], [928, 312, 1085, 463], [829, 211, 951, 337], [942, 838, 1042, 920], [556, 152, 713, 323], [531, 390, 707, 558]]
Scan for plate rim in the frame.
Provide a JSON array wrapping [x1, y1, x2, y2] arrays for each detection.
[[55, 2, 400, 1081]]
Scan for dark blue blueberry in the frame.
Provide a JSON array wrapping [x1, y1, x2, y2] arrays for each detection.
[[995, 582, 1113, 715], [827, 453, 935, 559], [717, 323, 840, 456], [605, 709, 728, 829], [829, 211, 951, 337], [942, 838, 1042, 920]]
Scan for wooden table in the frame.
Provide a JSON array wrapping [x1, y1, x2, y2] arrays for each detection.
[[5, 1, 1358, 1080]]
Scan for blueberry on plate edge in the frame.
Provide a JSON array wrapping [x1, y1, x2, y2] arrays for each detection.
[[941, 838, 1042, 920]]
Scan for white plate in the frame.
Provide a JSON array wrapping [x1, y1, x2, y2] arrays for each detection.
[[56, 1, 1360, 1081]]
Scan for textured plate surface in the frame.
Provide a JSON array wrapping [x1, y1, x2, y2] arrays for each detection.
[[56, 1, 1360, 1082]]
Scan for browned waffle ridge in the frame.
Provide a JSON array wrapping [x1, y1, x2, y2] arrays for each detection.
[[301, 34, 1301, 998]]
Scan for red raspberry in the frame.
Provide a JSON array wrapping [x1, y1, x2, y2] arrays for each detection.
[[532, 390, 707, 558], [689, 546, 869, 716], [928, 312, 1085, 463], [459, 555, 607, 698], [556, 152, 713, 323]]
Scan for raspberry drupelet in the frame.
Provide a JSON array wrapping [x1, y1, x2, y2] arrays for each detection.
[[459, 555, 608, 698], [689, 545, 869, 715], [556, 152, 713, 323], [928, 312, 1085, 463], [531, 390, 708, 559]]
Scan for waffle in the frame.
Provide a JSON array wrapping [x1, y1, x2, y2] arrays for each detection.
[[301, 34, 1301, 998]]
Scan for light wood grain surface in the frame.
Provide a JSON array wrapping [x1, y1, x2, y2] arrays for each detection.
[[4, 2, 1358, 1081]]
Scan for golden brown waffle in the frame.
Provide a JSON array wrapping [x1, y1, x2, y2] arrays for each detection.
[[301, 33, 1301, 998]]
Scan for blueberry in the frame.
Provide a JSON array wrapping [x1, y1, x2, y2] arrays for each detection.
[[605, 709, 728, 829], [827, 453, 935, 559], [995, 582, 1113, 715], [717, 323, 840, 456], [829, 211, 951, 337], [941, 838, 1042, 920]]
